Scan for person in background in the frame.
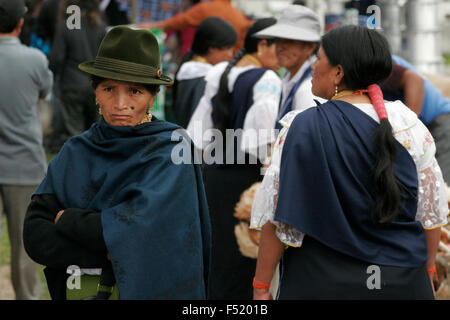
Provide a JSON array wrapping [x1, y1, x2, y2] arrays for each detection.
[[254, 4, 325, 130], [20, 0, 44, 46], [165, 0, 201, 58], [47, 0, 106, 152], [188, 18, 280, 299], [161, 0, 202, 124], [100, 0, 130, 26], [0, 0, 53, 300], [381, 55, 450, 185], [35, 0, 62, 45], [36, 0, 64, 153], [172, 17, 237, 128], [138, 0, 251, 51], [251, 25, 447, 300]]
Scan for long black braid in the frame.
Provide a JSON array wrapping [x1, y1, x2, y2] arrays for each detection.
[[211, 48, 247, 134]]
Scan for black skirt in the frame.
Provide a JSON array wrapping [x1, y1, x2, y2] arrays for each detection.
[[203, 164, 262, 300], [277, 236, 434, 300]]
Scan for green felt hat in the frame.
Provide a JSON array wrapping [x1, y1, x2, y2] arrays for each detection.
[[79, 26, 173, 86]]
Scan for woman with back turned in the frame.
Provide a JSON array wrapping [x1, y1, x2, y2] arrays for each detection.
[[251, 25, 448, 299], [172, 17, 237, 128], [188, 18, 281, 299]]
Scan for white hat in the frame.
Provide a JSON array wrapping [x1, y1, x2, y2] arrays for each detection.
[[254, 5, 321, 42]]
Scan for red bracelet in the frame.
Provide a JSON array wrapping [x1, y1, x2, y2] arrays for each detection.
[[428, 266, 438, 281], [253, 277, 270, 290]]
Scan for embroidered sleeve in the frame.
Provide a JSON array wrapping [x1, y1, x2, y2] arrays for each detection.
[[393, 116, 449, 229], [250, 111, 305, 247], [415, 158, 449, 229]]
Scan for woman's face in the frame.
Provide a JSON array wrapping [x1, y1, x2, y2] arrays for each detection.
[[275, 39, 315, 72], [95, 79, 156, 126], [258, 40, 280, 71], [206, 46, 235, 65], [311, 47, 340, 99]]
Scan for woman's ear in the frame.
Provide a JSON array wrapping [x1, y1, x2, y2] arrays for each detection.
[[334, 64, 345, 86], [257, 40, 267, 54], [309, 43, 318, 56]]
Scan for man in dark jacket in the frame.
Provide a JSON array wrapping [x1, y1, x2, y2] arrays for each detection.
[[48, 0, 106, 150]]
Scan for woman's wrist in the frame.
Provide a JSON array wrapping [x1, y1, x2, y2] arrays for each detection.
[[253, 277, 271, 290]]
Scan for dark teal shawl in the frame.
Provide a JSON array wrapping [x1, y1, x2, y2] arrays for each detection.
[[35, 118, 211, 299]]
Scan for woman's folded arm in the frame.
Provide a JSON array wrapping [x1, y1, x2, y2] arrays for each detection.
[[23, 194, 108, 269]]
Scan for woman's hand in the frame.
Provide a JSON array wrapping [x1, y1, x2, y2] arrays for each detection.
[[253, 288, 273, 300], [428, 273, 436, 297], [54, 209, 65, 224]]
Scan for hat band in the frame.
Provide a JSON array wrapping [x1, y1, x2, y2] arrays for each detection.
[[93, 56, 161, 78]]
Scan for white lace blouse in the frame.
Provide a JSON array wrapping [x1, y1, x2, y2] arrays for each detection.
[[250, 100, 449, 247]]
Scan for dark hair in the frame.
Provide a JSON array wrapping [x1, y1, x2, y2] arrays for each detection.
[[211, 17, 277, 134], [191, 17, 237, 56], [0, 7, 22, 33], [321, 25, 392, 90], [91, 75, 160, 95], [322, 25, 399, 226]]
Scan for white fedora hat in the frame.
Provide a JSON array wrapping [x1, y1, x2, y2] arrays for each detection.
[[254, 5, 321, 42]]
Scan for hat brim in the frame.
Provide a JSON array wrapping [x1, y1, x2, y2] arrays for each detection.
[[79, 61, 174, 86], [254, 24, 320, 42]]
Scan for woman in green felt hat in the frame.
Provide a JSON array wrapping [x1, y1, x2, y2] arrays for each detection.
[[23, 26, 211, 300]]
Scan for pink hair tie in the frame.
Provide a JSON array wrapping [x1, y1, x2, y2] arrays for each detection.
[[367, 84, 388, 120]]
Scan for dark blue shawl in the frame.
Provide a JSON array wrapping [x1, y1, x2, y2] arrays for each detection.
[[34, 118, 211, 299], [275, 100, 428, 267]]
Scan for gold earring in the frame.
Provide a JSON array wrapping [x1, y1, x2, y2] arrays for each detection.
[[96, 100, 102, 115], [335, 85, 338, 96], [138, 108, 152, 125]]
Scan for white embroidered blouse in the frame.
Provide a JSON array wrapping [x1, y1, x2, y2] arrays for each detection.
[[187, 61, 281, 163], [250, 100, 449, 247]]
